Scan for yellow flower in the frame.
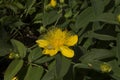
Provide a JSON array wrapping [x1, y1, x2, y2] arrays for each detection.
[[49, 0, 57, 7], [12, 76, 18, 80], [100, 62, 112, 73], [36, 28, 78, 58]]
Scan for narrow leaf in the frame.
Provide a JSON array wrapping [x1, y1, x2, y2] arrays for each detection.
[[11, 39, 27, 58], [84, 31, 116, 40], [34, 56, 54, 64], [116, 33, 120, 64], [25, 0, 36, 15], [91, 0, 104, 15], [79, 49, 115, 62], [73, 7, 95, 32], [4, 59, 23, 80], [92, 13, 119, 24]]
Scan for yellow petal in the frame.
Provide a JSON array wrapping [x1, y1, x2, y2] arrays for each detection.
[[36, 40, 49, 48], [43, 49, 58, 56], [60, 46, 74, 58], [65, 35, 78, 46]]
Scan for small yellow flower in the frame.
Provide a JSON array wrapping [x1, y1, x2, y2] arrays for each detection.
[[12, 76, 18, 80], [100, 62, 112, 73], [36, 28, 78, 58], [49, 0, 57, 7]]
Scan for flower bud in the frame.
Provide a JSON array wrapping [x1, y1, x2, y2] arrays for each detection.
[[50, 0, 57, 7], [100, 62, 112, 73], [9, 52, 15, 59], [12, 76, 18, 80], [39, 26, 46, 33], [118, 14, 120, 23], [60, 0, 64, 3]]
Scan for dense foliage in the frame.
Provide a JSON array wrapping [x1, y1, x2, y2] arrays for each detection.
[[0, 0, 120, 80]]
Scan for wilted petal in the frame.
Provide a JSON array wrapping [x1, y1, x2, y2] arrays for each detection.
[[43, 49, 58, 56], [65, 35, 78, 46], [36, 40, 49, 48], [60, 46, 74, 58]]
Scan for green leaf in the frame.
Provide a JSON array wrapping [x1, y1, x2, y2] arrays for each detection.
[[11, 39, 27, 58], [4, 59, 23, 80], [41, 61, 56, 80], [24, 65, 43, 80], [115, 0, 120, 6], [42, 11, 61, 26], [73, 7, 95, 32], [92, 22, 104, 31], [5, 4, 18, 14], [41, 69, 55, 80], [0, 40, 11, 56], [25, 0, 36, 15], [73, 60, 103, 80], [91, 0, 104, 15], [109, 60, 120, 79], [55, 54, 71, 79], [73, 63, 90, 69], [13, 20, 25, 29], [84, 31, 116, 40], [28, 47, 43, 62], [92, 13, 119, 24], [83, 38, 92, 49], [116, 33, 120, 64], [114, 6, 120, 16], [34, 56, 54, 64], [103, 0, 111, 6], [79, 49, 115, 62], [64, 9, 72, 18], [55, 54, 62, 78], [59, 56, 71, 78], [60, 56, 71, 77], [13, 1, 24, 9], [0, 27, 12, 56], [33, 13, 43, 23], [74, 60, 102, 70]]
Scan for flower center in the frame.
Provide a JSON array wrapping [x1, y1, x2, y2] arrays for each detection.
[[54, 39, 64, 47], [48, 38, 64, 49]]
